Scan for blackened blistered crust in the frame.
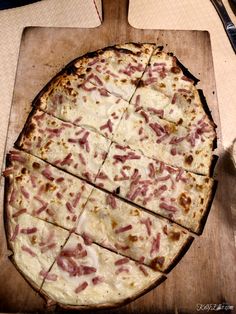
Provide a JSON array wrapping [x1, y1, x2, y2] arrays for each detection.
[[196, 179, 218, 235], [45, 274, 167, 311], [14, 107, 39, 149], [197, 89, 217, 127], [164, 236, 194, 273], [4, 153, 14, 253], [175, 57, 200, 85], [209, 155, 219, 177]]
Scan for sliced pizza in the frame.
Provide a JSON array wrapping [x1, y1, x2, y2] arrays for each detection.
[[7, 213, 69, 290], [40, 233, 164, 308], [95, 143, 215, 234], [4, 150, 92, 230], [113, 106, 215, 175], [76, 188, 193, 272], [60, 43, 155, 102], [139, 47, 196, 97], [34, 75, 129, 140], [130, 86, 216, 133], [15, 109, 111, 183]]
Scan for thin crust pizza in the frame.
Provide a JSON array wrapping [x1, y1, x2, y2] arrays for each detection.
[[3, 42, 217, 309]]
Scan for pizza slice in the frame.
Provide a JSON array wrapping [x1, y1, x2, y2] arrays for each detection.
[[7, 213, 69, 290], [76, 188, 193, 272], [4, 150, 92, 230], [113, 106, 215, 175], [95, 143, 215, 234], [34, 73, 129, 140], [131, 86, 216, 132], [63, 43, 155, 102], [40, 233, 165, 308], [15, 109, 111, 183], [140, 46, 196, 97]]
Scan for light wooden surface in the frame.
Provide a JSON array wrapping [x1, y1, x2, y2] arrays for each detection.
[[0, 0, 235, 313]]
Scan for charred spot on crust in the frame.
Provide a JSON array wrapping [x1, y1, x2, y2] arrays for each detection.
[[21, 167, 27, 174], [128, 235, 138, 242], [138, 80, 145, 88], [65, 65, 78, 76], [131, 78, 140, 86], [150, 256, 165, 269], [115, 187, 120, 195], [185, 155, 193, 165], [179, 192, 192, 213], [167, 52, 174, 57], [177, 118, 183, 125], [168, 231, 181, 241], [78, 73, 86, 79], [32, 162, 40, 169], [25, 123, 35, 138], [156, 45, 164, 52], [171, 66, 181, 74]]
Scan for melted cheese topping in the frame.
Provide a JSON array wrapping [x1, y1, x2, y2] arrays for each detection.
[[114, 107, 214, 175], [9, 214, 68, 289], [41, 233, 162, 306], [38, 78, 128, 140], [7, 151, 92, 230], [76, 188, 190, 271], [96, 143, 214, 233], [17, 109, 111, 182]]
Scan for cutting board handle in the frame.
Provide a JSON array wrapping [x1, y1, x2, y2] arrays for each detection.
[[102, 0, 130, 29]]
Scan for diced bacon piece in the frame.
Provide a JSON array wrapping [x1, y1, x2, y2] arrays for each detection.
[[10, 224, 19, 241], [130, 169, 139, 183], [115, 224, 132, 234], [140, 110, 149, 123], [148, 163, 155, 178], [149, 123, 164, 137], [21, 245, 37, 257], [154, 185, 167, 198], [171, 148, 177, 155], [72, 192, 82, 208], [150, 233, 161, 256], [39, 270, 57, 281], [82, 232, 93, 245], [143, 77, 158, 85], [156, 174, 170, 182], [106, 70, 119, 78], [82, 266, 97, 275], [2, 167, 13, 176], [138, 127, 143, 135], [93, 74, 103, 86], [41, 167, 54, 181], [74, 117, 82, 124], [92, 276, 104, 285], [12, 208, 27, 218], [66, 202, 74, 213], [20, 186, 29, 199], [140, 218, 152, 236], [106, 194, 117, 209], [30, 175, 37, 188], [115, 258, 129, 266], [181, 75, 193, 83], [156, 133, 170, 143], [100, 119, 113, 133], [10, 154, 26, 163], [55, 177, 64, 183], [127, 152, 141, 160], [159, 202, 178, 213], [41, 243, 56, 253], [99, 88, 109, 96], [46, 127, 63, 137], [56, 192, 62, 199], [82, 171, 93, 182], [88, 57, 99, 66], [75, 281, 88, 294], [139, 265, 148, 276], [20, 227, 37, 234], [34, 112, 45, 121], [97, 171, 108, 180], [35, 203, 48, 215], [171, 93, 177, 104], [176, 168, 187, 182], [128, 187, 142, 201], [61, 153, 73, 166], [169, 136, 186, 144], [147, 107, 164, 118], [134, 94, 140, 107], [115, 267, 129, 275], [113, 154, 128, 163]]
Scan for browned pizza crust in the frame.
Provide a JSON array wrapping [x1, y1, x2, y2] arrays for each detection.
[[39, 273, 166, 311]]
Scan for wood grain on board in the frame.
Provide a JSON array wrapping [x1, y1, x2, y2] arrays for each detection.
[[0, 0, 235, 313]]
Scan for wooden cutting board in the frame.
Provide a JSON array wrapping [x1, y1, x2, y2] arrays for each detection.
[[0, 0, 235, 313]]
